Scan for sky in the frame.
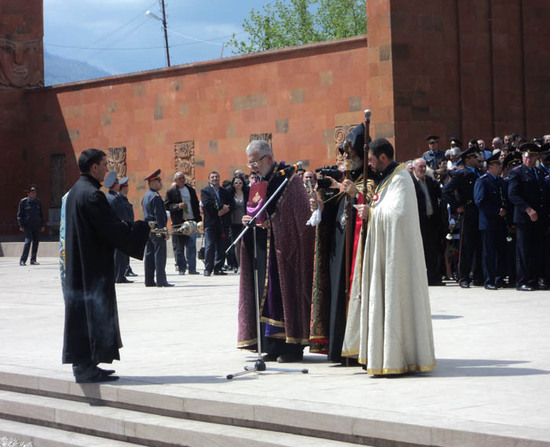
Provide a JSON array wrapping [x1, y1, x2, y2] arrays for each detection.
[[43, 0, 266, 76]]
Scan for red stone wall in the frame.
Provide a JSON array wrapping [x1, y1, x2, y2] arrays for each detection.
[[366, 0, 550, 159], [22, 38, 369, 227]]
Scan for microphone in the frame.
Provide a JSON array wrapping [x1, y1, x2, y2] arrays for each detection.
[[276, 161, 303, 177]]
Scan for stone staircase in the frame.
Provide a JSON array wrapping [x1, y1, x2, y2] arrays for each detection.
[[0, 372, 371, 447]]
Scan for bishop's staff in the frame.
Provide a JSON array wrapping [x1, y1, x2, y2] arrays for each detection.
[[342, 139, 353, 303], [361, 109, 373, 238]]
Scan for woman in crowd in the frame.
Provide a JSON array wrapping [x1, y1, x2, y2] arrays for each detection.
[[228, 175, 249, 273]]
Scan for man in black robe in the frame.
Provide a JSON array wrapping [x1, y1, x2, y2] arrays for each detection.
[[62, 149, 150, 383]]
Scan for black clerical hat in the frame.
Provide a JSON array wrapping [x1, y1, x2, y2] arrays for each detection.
[[339, 123, 366, 159]]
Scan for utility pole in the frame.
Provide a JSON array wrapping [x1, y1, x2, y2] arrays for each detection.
[[160, 0, 171, 67]]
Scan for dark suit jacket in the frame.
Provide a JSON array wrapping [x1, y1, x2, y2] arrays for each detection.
[[164, 183, 201, 225], [412, 174, 442, 230], [473, 173, 507, 231], [442, 167, 481, 229], [200, 184, 232, 230], [508, 164, 550, 225]]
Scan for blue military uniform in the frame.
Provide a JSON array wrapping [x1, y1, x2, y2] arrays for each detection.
[[474, 170, 508, 288], [142, 169, 172, 287], [17, 187, 45, 265], [508, 158, 550, 290], [442, 157, 483, 287]]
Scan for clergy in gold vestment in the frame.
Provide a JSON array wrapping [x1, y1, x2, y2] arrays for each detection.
[[342, 138, 436, 376]]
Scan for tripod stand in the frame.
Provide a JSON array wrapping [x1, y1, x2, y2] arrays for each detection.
[[226, 177, 308, 380]]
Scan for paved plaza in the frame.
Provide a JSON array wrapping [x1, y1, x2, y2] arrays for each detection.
[[1, 253, 550, 445]]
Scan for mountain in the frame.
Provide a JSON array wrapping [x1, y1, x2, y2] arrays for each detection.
[[44, 51, 112, 86]]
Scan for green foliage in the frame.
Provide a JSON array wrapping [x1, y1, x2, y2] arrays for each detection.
[[227, 0, 366, 55]]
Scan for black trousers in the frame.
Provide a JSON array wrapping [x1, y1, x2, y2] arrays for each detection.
[[114, 249, 129, 282], [481, 229, 506, 286], [20, 226, 40, 263], [516, 222, 546, 287], [204, 225, 227, 273], [458, 218, 483, 283], [420, 215, 442, 284]]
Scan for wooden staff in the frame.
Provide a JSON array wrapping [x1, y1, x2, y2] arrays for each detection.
[[343, 140, 353, 301], [362, 109, 372, 241]]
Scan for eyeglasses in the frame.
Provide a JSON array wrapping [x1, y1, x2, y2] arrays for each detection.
[[247, 154, 268, 168], [233, 181, 243, 185]]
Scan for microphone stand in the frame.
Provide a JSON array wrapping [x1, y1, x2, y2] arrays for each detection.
[[226, 176, 308, 379]]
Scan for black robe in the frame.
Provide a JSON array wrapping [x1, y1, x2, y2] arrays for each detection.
[[62, 175, 149, 365]]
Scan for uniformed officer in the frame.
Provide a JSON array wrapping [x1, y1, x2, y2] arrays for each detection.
[[117, 177, 138, 278], [17, 185, 45, 266], [502, 152, 523, 287], [422, 135, 446, 170], [442, 145, 484, 288], [474, 152, 508, 289], [508, 143, 550, 291], [142, 169, 173, 287]]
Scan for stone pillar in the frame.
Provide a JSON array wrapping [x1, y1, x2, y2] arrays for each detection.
[[366, 0, 550, 160], [0, 0, 44, 234]]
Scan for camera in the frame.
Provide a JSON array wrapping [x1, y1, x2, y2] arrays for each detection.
[[315, 165, 343, 189]]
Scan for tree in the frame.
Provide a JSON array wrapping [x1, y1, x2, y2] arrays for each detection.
[[227, 0, 366, 55]]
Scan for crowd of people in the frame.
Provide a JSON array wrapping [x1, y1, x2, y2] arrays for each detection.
[[51, 126, 549, 383]]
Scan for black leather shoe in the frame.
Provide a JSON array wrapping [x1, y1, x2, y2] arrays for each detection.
[[30, 260, 40, 265], [204, 271, 211, 277], [517, 285, 534, 291], [179, 271, 186, 275], [188, 271, 200, 275], [538, 280, 549, 291], [214, 270, 227, 276], [75, 370, 119, 384], [495, 281, 507, 289], [459, 280, 470, 288], [277, 352, 304, 363], [485, 284, 497, 290], [145, 283, 157, 287], [261, 353, 278, 362], [19, 261, 26, 266], [158, 283, 174, 287], [126, 272, 138, 277], [97, 366, 115, 376], [116, 278, 133, 284], [472, 280, 484, 287]]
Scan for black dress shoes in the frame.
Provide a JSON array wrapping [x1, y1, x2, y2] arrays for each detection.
[[116, 278, 133, 284], [459, 280, 470, 288], [188, 271, 200, 275], [204, 271, 211, 277], [73, 364, 119, 383], [538, 280, 549, 291], [517, 284, 534, 291], [145, 282, 157, 287], [30, 260, 40, 265], [261, 353, 278, 362], [485, 284, 497, 290], [214, 270, 227, 276], [126, 271, 138, 277], [19, 261, 25, 266], [158, 283, 175, 287], [277, 352, 304, 363]]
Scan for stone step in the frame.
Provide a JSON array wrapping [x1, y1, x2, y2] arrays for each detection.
[[0, 418, 140, 447], [0, 389, 363, 447]]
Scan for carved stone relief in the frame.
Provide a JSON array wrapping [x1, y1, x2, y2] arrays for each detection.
[[0, 37, 43, 88], [108, 147, 127, 178], [50, 154, 66, 208], [334, 124, 358, 164], [249, 133, 272, 148], [174, 140, 195, 186]]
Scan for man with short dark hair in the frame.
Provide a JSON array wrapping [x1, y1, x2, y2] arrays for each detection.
[[61, 148, 150, 383], [17, 185, 45, 266], [343, 138, 435, 376], [200, 171, 232, 276], [165, 172, 201, 275]]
